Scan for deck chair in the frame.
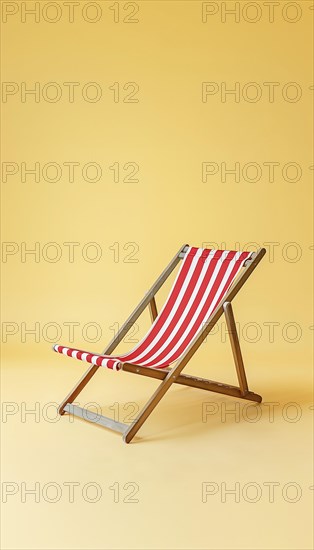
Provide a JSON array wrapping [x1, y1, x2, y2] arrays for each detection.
[[54, 244, 266, 443]]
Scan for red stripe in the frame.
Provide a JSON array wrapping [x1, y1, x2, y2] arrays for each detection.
[[121, 247, 201, 362], [54, 345, 119, 368], [142, 250, 236, 367], [128, 249, 219, 364], [207, 251, 250, 317], [151, 252, 250, 368]]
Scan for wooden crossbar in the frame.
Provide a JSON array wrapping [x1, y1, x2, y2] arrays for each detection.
[[122, 363, 261, 402]]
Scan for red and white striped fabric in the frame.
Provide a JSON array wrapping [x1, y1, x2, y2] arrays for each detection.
[[53, 345, 123, 371], [53, 247, 252, 371]]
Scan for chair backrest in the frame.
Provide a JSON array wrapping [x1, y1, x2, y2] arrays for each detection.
[[120, 247, 252, 368]]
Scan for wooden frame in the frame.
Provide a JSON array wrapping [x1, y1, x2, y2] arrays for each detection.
[[58, 244, 266, 443]]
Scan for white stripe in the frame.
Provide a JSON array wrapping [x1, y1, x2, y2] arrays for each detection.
[[118, 247, 192, 359], [203, 253, 249, 323], [138, 250, 233, 366], [121, 248, 207, 363], [148, 251, 242, 367], [131, 248, 218, 364], [55, 345, 122, 370], [153, 252, 247, 367]]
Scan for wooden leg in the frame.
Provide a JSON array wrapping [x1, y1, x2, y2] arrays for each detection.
[[123, 363, 185, 443], [149, 297, 158, 322], [223, 301, 248, 395]]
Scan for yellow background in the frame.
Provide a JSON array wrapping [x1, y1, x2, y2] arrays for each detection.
[[1, 1, 313, 549]]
